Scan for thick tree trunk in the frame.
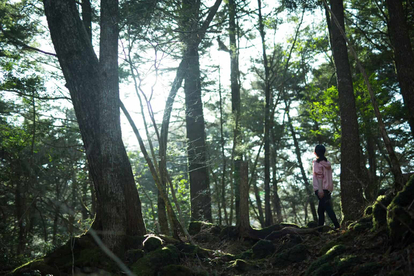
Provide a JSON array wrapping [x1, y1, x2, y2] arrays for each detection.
[[184, 45, 212, 222], [43, 0, 146, 255], [182, 0, 212, 222], [329, 0, 365, 222], [252, 179, 265, 227], [385, 0, 414, 137]]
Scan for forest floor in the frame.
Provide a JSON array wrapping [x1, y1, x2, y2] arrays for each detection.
[[8, 176, 414, 276]]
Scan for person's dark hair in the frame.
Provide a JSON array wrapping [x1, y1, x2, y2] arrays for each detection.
[[315, 145, 328, 162]]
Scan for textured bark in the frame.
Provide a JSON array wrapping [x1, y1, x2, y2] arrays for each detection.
[[238, 162, 251, 237], [43, 0, 146, 255], [228, 0, 242, 225], [329, 0, 365, 222], [385, 0, 414, 137], [258, 0, 273, 226], [181, 0, 212, 222], [81, 0, 92, 41]]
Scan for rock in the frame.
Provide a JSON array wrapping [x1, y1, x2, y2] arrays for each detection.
[[273, 244, 308, 267], [188, 221, 213, 235], [143, 235, 163, 252], [229, 259, 255, 272], [175, 243, 212, 259], [387, 175, 414, 243], [125, 249, 144, 264], [131, 245, 180, 276], [305, 245, 346, 276], [252, 239, 275, 259], [372, 194, 393, 230]]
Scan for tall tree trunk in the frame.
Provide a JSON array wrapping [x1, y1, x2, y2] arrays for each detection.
[[182, 0, 212, 222], [252, 179, 265, 227], [328, 0, 365, 222], [228, 0, 242, 225], [16, 179, 25, 255], [385, 0, 414, 137], [218, 66, 229, 225], [43, 0, 146, 255], [238, 161, 251, 237], [258, 0, 273, 226]]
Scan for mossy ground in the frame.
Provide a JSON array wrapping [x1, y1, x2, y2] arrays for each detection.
[[9, 178, 414, 276]]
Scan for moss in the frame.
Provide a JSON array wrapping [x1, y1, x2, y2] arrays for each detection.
[[348, 216, 373, 232], [372, 194, 393, 230], [319, 241, 342, 256], [143, 235, 163, 252], [126, 249, 144, 264], [252, 239, 275, 259], [364, 206, 373, 216], [336, 255, 361, 273], [229, 259, 255, 272], [176, 243, 211, 259], [188, 221, 213, 235], [131, 245, 180, 276], [387, 205, 414, 242], [240, 249, 253, 259], [305, 245, 346, 276], [309, 262, 336, 276], [392, 175, 414, 206], [273, 244, 308, 267], [388, 271, 405, 276]]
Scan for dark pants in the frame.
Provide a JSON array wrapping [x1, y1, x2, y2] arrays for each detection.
[[315, 190, 340, 228]]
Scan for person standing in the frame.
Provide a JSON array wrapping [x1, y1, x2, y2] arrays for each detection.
[[313, 145, 340, 229]]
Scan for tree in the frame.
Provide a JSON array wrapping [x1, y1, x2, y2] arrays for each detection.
[[43, 0, 146, 255], [327, 0, 365, 222], [385, 0, 414, 137], [180, 0, 218, 222]]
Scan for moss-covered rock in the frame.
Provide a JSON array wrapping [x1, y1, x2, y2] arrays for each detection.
[[143, 235, 163, 252], [228, 259, 256, 272], [188, 221, 213, 235], [193, 231, 219, 243], [252, 239, 275, 259], [240, 249, 253, 259], [131, 245, 179, 276], [126, 249, 144, 264], [372, 193, 394, 230], [305, 245, 346, 276], [347, 216, 373, 232], [175, 243, 212, 259], [392, 175, 414, 206], [273, 244, 308, 267], [387, 175, 414, 243]]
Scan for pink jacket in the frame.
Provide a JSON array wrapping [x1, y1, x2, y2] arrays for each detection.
[[312, 160, 333, 192]]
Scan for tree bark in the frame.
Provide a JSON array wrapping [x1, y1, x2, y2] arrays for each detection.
[[43, 0, 146, 255], [328, 0, 365, 222], [385, 0, 414, 137], [258, 0, 273, 226], [228, 0, 242, 226], [238, 161, 251, 237], [181, 0, 212, 222]]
